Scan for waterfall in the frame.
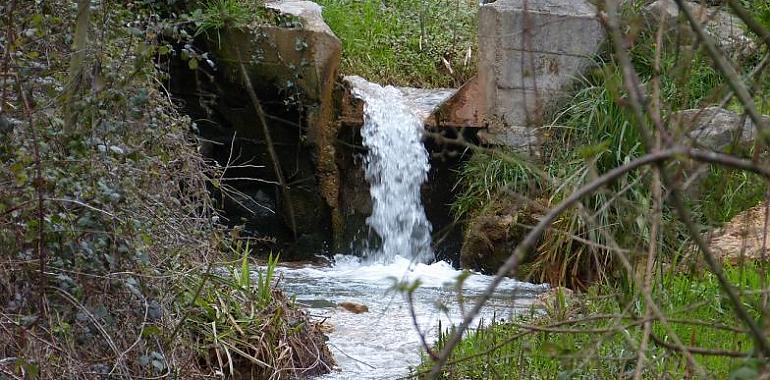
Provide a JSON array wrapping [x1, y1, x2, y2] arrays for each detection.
[[347, 76, 434, 264]]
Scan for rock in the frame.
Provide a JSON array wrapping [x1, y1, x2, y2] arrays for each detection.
[[338, 77, 458, 127], [673, 107, 769, 151], [266, 0, 334, 35], [172, 0, 345, 257], [705, 202, 770, 264], [643, 0, 757, 60], [477, 0, 605, 148], [338, 301, 368, 314], [460, 197, 542, 274], [477, 125, 541, 155]]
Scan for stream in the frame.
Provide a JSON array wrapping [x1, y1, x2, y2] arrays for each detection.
[[276, 256, 547, 379]]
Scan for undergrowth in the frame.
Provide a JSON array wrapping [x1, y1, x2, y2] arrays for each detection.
[[180, 246, 333, 379], [0, 1, 332, 378]]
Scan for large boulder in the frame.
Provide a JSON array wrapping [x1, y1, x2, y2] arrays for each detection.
[[704, 202, 770, 264], [643, 0, 757, 60], [477, 0, 605, 150], [673, 107, 769, 151]]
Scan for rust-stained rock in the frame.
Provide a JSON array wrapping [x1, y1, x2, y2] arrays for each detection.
[[338, 301, 369, 314], [434, 75, 485, 129], [338, 76, 463, 128], [172, 0, 344, 258]]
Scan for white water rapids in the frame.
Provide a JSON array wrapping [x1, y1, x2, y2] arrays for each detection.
[[268, 77, 548, 379], [276, 256, 547, 379]]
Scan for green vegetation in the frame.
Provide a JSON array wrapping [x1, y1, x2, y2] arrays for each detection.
[[437, 1, 770, 378], [699, 166, 767, 224], [451, 20, 769, 287], [318, 0, 477, 87], [0, 1, 331, 378], [420, 265, 770, 379], [180, 247, 332, 378], [197, 0, 253, 34]]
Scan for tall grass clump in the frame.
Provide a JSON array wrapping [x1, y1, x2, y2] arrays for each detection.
[[451, 150, 543, 222], [179, 244, 333, 379]]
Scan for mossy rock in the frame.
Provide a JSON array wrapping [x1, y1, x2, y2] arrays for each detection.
[[459, 195, 543, 275]]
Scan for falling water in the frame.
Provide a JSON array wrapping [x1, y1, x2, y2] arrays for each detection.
[[347, 76, 434, 264]]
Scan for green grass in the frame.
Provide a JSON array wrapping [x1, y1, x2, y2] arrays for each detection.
[[418, 265, 770, 379], [318, 0, 477, 87], [451, 149, 543, 221], [197, 0, 252, 33]]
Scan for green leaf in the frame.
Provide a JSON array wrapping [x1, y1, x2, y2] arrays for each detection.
[[188, 58, 199, 70], [240, 241, 250, 289]]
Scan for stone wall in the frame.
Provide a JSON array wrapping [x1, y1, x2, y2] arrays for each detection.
[[476, 0, 605, 149]]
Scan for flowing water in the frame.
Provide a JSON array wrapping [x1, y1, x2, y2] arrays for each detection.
[[276, 256, 547, 379], [271, 77, 547, 379], [346, 75, 434, 264]]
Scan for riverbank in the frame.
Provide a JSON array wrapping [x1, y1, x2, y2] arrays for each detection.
[[417, 264, 770, 379]]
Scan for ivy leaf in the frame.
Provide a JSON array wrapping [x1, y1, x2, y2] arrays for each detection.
[[188, 58, 198, 70]]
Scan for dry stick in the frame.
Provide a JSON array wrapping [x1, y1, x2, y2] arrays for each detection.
[[673, 0, 770, 147], [0, 0, 17, 110], [634, 16, 666, 380], [234, 47, 297, 239], [668, 177, 770, 357], [650, 334, 750, 358], [53, 286, 131, 378], [405, 287, 438, 360], [167, 260, 215, 345], [428, 148, 680, 379], [602, 0, 770, 366], [761, 201, 769, 315], [728, 0, 770, 49], [601, 0, 703, 374], [718, 52, 770, 109], [570, 184, 709, 376], [17, 75, 47, 318], [424, 143, 770, 377]]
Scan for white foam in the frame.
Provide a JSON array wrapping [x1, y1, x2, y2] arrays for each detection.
[[271, 255, 548, 380]]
